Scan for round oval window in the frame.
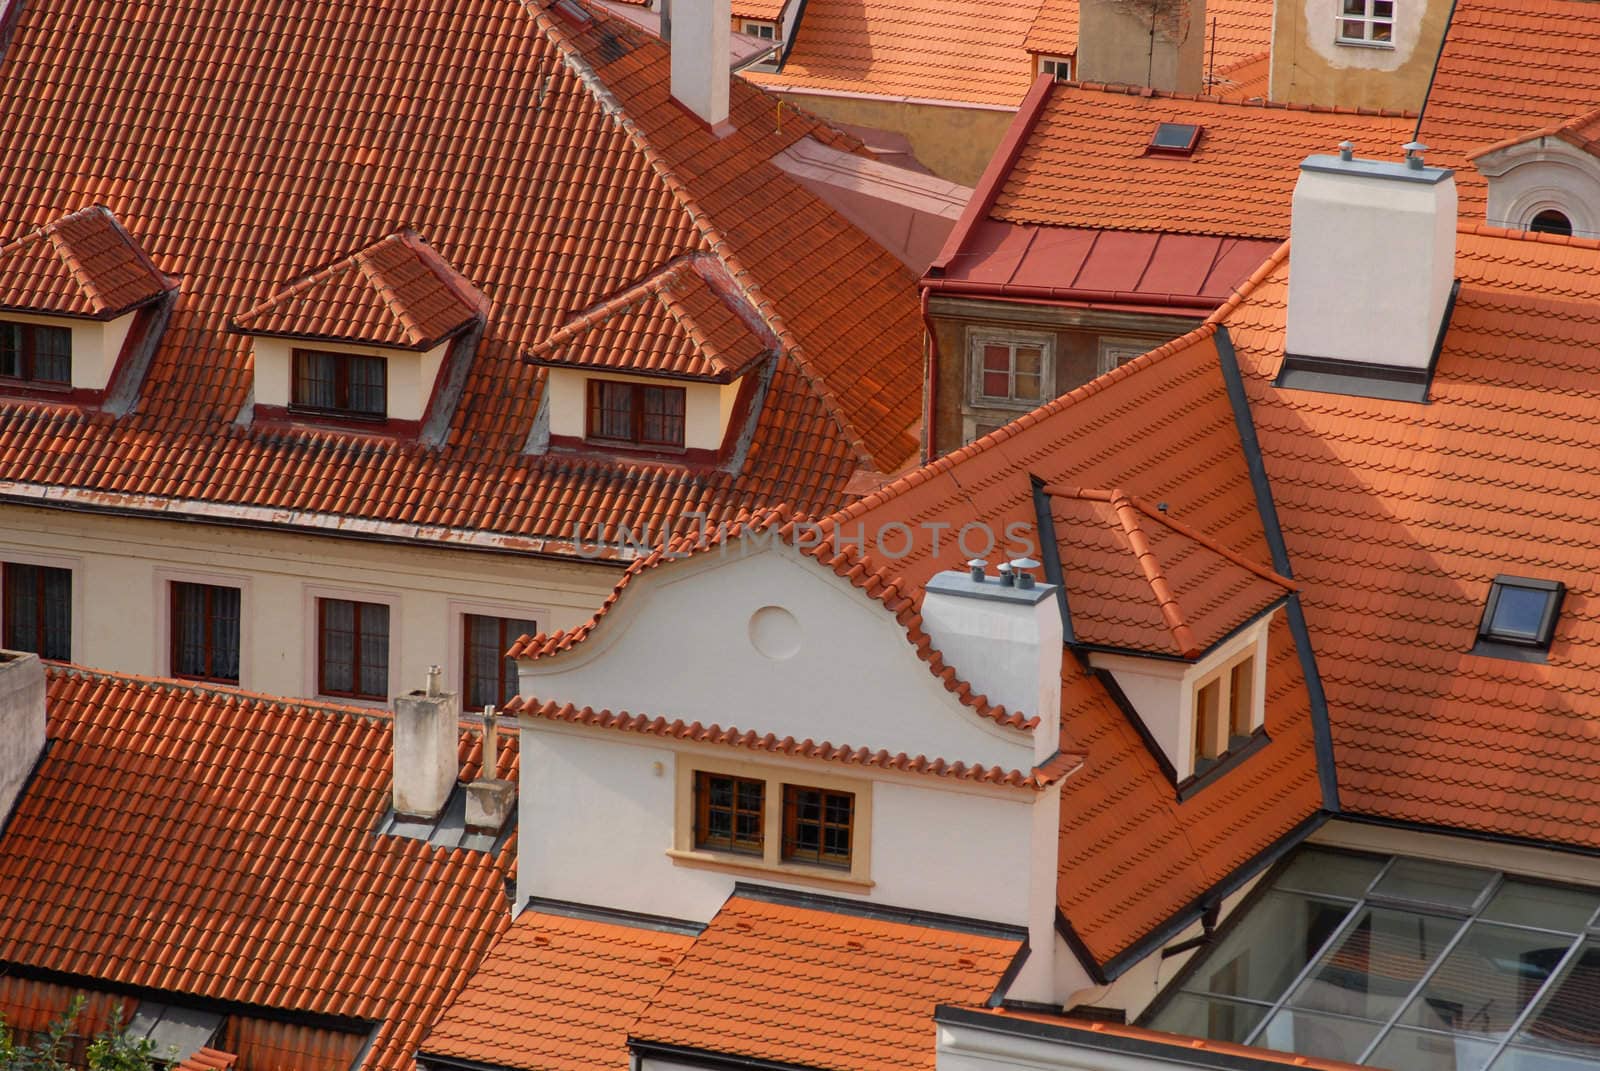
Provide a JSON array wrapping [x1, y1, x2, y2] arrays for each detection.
[[748, 605, 802, 661]]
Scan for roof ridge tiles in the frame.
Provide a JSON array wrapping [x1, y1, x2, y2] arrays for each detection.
[[1104, 488, 1200, 658]]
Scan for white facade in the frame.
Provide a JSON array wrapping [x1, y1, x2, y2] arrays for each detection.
[[544, 367, 744, 452], [251, 335, 450, 423], [1, 308, 139, 392]]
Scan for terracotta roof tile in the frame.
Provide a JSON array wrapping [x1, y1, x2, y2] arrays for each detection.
[[528, 256, 774, 382], [0, 207, 172, 320], [231, 232, 482, 351], [422, 910, 694, 1071], [0, 667, 516, 1071], [171, 1048, 238, 1071], [1211, 51, 1270, 102], [629, 893, 1023, 1071], [1023, 0, 1076, 57]]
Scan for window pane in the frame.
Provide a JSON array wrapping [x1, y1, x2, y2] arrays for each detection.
[[1013, 372, 1043, 401], [640, 386, 685, 447], [320, 599, 356, 694], [31, 326, 71, 384], [1151, 994, 1268, 1045], [1493, 1043, 1600, 1070], [1367, 1027, 1497, 1071], [1195, 679, 1222, 761], [981, 371, 1010, 398], [1372, 858, 1497, 912], [1514, 941, 1600, 1060], [1342, 18, 1366, 37], [40, 567, 70, 661], [1273, 849, 1385, 900], [295, 352, 337, 409], [591, 381, 634, 440], [1395, 922, 1571, 1036], [3, 563, 39, 653], [347, 356, 386, 416], [1490, 586, 1551, 642], [464, 614, 502, 710], [357, 602, 389, 698], [1229, 657, 1255, 738], [981, 344, 1010, 373], [173, 583, 208, 677], [1372, 19, 1393, 40], [1287, 907, 1463, 1021], [1342, 0, 1365, 12], [0, 323, 20, 378], [1178, 892, 1354, 1005], [1482, 883, 1600, 934], [1014, 346, 1043, 376], [209, 585, 241, 683], [1259, 1008, 1382, 1065]]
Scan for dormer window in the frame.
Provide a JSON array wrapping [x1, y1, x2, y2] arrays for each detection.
[[1193, 648, 1256, 770], [1038, 55, 1072, 81], [587, 379, 686, 449], [1530, 209, 1574, 237], [1337, 0, 1394, 45], [740, 19, 777, 40], [292, 349, 387, 419], [1475, 575, 1564, 658], [1148, 123, 1203, 157], [0, 321, 71, 385]]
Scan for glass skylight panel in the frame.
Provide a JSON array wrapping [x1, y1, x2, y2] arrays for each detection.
[[1371, 857, 1498, 913], [1284, 906, 1462, 1020], [1148, 123, 1202, 155], [1477, 576, 1565, 652]]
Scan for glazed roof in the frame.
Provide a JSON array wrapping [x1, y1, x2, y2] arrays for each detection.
[[0, 667, 516, 1071], [0, 206, 172, 320], [0, 0, 923, 554]]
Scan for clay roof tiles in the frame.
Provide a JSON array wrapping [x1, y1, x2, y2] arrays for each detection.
[[0, 0, 922, 552], [0, 667, 517, 1071], [0, 206, 172, 320], [171, 1049, 238, 1071]]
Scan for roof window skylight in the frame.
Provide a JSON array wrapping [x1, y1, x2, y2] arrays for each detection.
[[1148, 123, 1202, 156], [1476, 575, 1564, 655]]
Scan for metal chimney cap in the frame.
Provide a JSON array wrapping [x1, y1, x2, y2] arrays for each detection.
[[1403, 141, 1429, 170], [1338, 140, 1354, 162], [1009, 557, 1041, 571]]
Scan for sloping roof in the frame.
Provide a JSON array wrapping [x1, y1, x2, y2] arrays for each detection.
[[0, 0, 922, 554], [0, 206, 172, 320], [628, 891, 1024, 1071], [1023, 0, 1076, 57], [528, 257, 774, 382], [172, 1049, 239, 1071], [1220, 226, 1600, 849], [1468, 104, 1600, 162], [1046, 485, 1293, 658], [1418, 0, 1600, 219], [0, 667, 516, 1071], [421, 909, 695, 1071], [230, 232, 482, 351], [1211, 51, 1270, 102]]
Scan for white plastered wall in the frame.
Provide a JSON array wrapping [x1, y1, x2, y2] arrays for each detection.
[[544, 367, 741, 452], [1, 309, 137, 391], [0, 504, 616, 702], [1475, 139, 1600, 238], [252, 336, 448, 422]]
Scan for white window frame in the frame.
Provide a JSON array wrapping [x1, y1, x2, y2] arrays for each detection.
[[1335, 0, 1395, 47], [1038, 55, 1071, 81], [1097, 337, 1156, 376], [967, 328, 1055, 411], [740, 18, 777, 40]]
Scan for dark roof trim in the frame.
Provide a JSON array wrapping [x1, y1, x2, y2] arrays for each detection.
[[934, 1003, 1328, 1071], [1176, 726, 1270, 803], [1053, 908, 1108, 987], [1031, 474, 1079, 647], [774, 0, 810, 69], [1332, 811, 1600, 861], [1274, 280, 1460, 404], [521, 896, 707, 937], [417, 1051, 531, 1071], [985, 941, 1033, 1008], [628, 1040, 828, 1071], [729, 882, 1029, 943], [1214, 325, 1340, 812]]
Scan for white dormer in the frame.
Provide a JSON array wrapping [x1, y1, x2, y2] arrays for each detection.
[[1472, 114, 1600, 239]]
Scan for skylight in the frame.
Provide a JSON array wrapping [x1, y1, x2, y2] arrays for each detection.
[[1148, 123, 1202, 156], [1477, 575, 1564, 655], [1144, 848, 1600, 1070]]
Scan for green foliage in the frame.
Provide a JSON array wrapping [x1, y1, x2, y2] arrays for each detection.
[[0, 997, 158, 1071]]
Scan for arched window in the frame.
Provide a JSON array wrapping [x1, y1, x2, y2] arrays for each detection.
[[1530, 209, 1574, 236]]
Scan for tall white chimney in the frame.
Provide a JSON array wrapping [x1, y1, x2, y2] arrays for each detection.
[[1285, 143, 1457, 377], [919, 559, 1062, 763], [392, 665, 460, 820], [0, 651, 45, 824], [670, 0, 731, 128]]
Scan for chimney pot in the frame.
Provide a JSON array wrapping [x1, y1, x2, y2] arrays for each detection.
[[481, 704, 499, 778], [1010, 557, 1041, 590], [1338, 140, 1355, 163], [967, 558, 989, 582], [426, 664, 443, 697], [997, 561, 1015, 588], [1403, 141, 1430, 170]]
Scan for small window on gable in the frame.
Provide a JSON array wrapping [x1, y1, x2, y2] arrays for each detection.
[[1148, 123, 1202, 157], [1337, 0, 1394, 45], [968, 329, 1054, 409], [586, 379, 686, 449], [0, 321, 72, 386], [1530, 210, 1574, 237], [1039, 55, 1071, 81], [740, 19, 777, 40], [782, 785, 854, 869], [676, 766, 871, 884], [695, 771, 766, 856], [292, 350, 387, 419], [1476, 575, 1564, 655]]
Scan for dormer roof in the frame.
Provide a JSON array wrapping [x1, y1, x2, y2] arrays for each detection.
[[528, 256, 775, 383], [0, 206, 172, 320], [1043, 485, 1293, 659], [231, 231, 482, 351], [1468, 105, 1600, 163]]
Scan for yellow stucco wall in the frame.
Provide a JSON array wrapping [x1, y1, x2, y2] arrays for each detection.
[[772, 92, 1018, 187], [1269, 0, 1452, 114]]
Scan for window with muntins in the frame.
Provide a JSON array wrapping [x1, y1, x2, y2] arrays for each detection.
[[292, 350, 387, 418], [318, 597, 390, 700], [463, 613, 538, 711], [782, 785, 854, 869], [695, 772, 765, 856], [969, 331, 1052, 408], [1146, 848, 1600, 1071], [1337, 0, 1394, 44], [171, 581, 241, 683], [741, 19, 777, 39], [1193, 650, 1256, 770], [0, 321, 71, 385], [586, 379, 687, 449], [2, 563, 71, 661], [1039, 55, 1071, 81]]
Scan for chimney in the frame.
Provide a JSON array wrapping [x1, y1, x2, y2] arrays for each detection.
[[466, 705, 516, 834], [392, 665, 460, 820], [1284, 143, 1457, 392], [1077, 0, 1207, 93], [919, 558, 1063, 762], [670, 0, 731, 128], [0, 651, 45, 823]]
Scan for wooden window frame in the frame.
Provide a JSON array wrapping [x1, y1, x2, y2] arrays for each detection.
[[291, 349, 388, 420], [316, 597, 390, 701], [1192, 647, 1257, 768], [584, 378, 687, 450], [0, 320, 72, 387], [694, 771, 767, 856], [170, 581, 241, 684], [781, 784, 855, 869], [967, 328, 1055, 410], [461, 612, 539, 712], [2, 562, 72, 661], [1335, 0, 1395, 46]]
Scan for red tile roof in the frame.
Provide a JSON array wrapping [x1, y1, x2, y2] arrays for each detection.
[[0, 206, 172, 320], [528, 256, 774, 382], [1211, 51, 1270, 102], [629, 892, 1024, 1071], [505, 694, 1082, 788], [421, 910, 694, 1071], [230, 231, 482, 351], [0, 0, 922, 554], [1044, 485, 1293, 658], [172, 1049, 238, 1071], [1023, 0, 1076, 58], [1468, 104, 1600, 163], [1219, 226, 1600, 849], [0, 667, 516, 1071]]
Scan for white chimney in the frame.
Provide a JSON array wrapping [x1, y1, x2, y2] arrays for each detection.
[[392, 664, 460, 820], [0, 651, 45, 823], [919, 559, 1063, 763], [1286, 143, 1457, 376], [670, 0, 731, 128]]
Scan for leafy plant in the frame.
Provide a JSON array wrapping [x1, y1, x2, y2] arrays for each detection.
[[0, 997, 159, 1071]]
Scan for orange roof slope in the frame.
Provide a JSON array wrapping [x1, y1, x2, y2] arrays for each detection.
[[990, 84, 1414, 238], [172, 1050, 238, 1071], [1024, 0, 1077, 57], [231, 231, 481, 350], [1419, 0, 1600, 218], [0, 0, 922, 552], [528, 257, 774, 382], [825, 329, 1323, 965], [0, 206, 171, 319], [1223, 228, 1600, 849], [421, 909, 694, 1071], [629, 891, 1023, 1071], [0, 667, 516, 1071], [1047, 485, 1292, 658]]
